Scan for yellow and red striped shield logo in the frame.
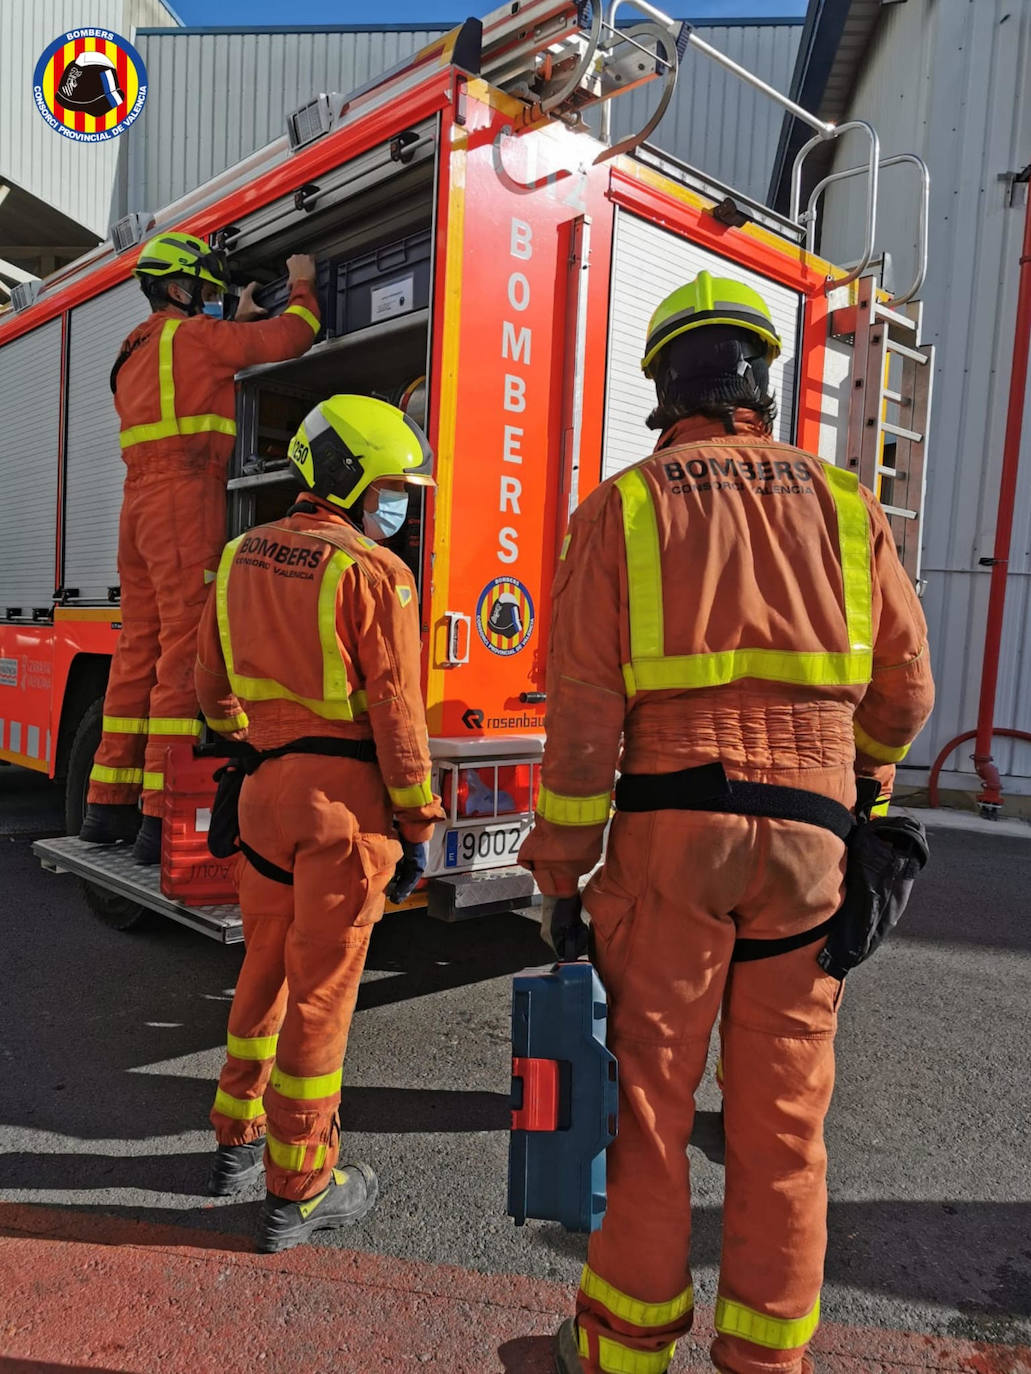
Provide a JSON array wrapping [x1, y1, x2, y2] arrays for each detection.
[[475, 577, 535, 657], [33, 29, 148, 143]]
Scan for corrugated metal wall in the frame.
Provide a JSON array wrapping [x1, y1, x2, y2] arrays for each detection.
[[130, 22, 801, 214], [607, 23, 802, 204], [0, 0, 176, 238], [818, 0, 1031, 791]]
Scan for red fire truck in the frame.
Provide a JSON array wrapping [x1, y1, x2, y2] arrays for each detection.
[[0, 0, 932, 940]]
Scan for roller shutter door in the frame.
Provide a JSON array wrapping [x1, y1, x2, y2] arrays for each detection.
[[603, 210, 802, 481], [64, 283, 147, 602], [0, 320, 63, 614]]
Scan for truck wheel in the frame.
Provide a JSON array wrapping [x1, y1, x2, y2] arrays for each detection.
[[64, 697, 149, 933]]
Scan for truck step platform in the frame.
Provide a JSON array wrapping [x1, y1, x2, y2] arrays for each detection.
[[32, 837, 244, 944]]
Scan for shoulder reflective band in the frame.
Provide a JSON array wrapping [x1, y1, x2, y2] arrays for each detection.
[[537, 784, 612, 827], [615, 462, 873, 695], [714, 1295, 820, 1351], [119, 318, 238, 449], [213, 1088, 265, 1121], [267, 1134, 327, 1175], [270, 1066, 342, 1101], [215, 536, 366, 720], [389, 776, 433, 809], [285, 303, 320, 334], [580, 1266, 693, 1328], [227, 1031, 278, 1061], [577, 1327, 677, 1374], [853, 719, 910, 763]]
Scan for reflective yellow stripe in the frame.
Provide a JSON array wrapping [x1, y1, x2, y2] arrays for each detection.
[[616, 468, 664, 663], [871, 796, 890, 817], [580, 1266, 693, 1328], [269, 1066, 342, 1101], [853, 719, 910, 763], [204, 569, 217, 585], [227, 1031, 278, 1061], [90, 764, 144, 785], [577, 1327, 676, 1374], [560, 533, 571, 561], [389, 776, 433, 809], [213, 1088, 265, 1121], [206, 711, 250, 734], [119, 318, 235, 448], [616, 460, 874, 695], [142, 771, 165, 791], [103, 716, 148, 734], [267, 1134, 328, 1175], [177, 413, 237, 437], [215, 536, 364, 721], [626, 648, 873, 694], [285, 303, 320, 334], [823, 463, 872, 661], [714, 1296, 820, 1351], [537, 785, 611, 827], [148, 717, 202, 737]]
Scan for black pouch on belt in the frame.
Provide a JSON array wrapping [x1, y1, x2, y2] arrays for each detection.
[[207, 748, 259, 859], [817, 780, 930, 980]]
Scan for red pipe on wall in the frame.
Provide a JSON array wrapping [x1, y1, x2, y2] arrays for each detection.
[[969, 166, 1031, 815]]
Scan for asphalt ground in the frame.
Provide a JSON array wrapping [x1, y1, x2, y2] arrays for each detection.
[[1, 763, 1029, 1371]]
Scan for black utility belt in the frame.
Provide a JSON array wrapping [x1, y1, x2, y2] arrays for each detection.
[[207, 734, 378, 886], [611, 762, 928, 978], [614, 761, 854, 840]]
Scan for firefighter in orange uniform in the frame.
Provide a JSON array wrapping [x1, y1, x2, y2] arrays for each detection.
[[80, 233, 321, 864], [195, 395, 444, 1254], [519, 273, 935, 1374]]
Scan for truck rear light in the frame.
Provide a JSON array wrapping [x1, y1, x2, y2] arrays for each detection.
[[441, 763, 539, 819]]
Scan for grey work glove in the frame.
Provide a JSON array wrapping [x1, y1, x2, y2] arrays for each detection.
[[387, 839, 428, 903], [540, 893, 589, 962]]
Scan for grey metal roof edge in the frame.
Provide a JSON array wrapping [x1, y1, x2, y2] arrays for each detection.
[[136, 16, 805, 37]]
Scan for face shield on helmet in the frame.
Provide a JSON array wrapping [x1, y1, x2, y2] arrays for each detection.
[[287, 395, 435, 535]]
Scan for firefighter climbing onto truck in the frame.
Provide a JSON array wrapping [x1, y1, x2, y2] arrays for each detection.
[[519, 272, 935, 1374], [196, 394, 445, 1252], [79, 235, 322, 865]]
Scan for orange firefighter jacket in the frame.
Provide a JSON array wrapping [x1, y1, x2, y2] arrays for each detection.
[[519, 413, 935, 897], [195, 497, 444, 843], [113, 280, 320, 476]]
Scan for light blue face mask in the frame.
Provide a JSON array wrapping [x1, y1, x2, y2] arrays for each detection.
[[202, 299, 224, 319], [363, 488, 409, 541]]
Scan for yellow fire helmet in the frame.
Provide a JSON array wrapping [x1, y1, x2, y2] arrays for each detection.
[[133, 231, 230, 292], [641, 270, 781, 378], [287, 394, 435, 511]]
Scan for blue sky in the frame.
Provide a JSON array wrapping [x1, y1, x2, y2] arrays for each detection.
[[169, 0, 806, 25]]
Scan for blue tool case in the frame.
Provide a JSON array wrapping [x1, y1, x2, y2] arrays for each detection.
[[507, 962, 618, 1233]]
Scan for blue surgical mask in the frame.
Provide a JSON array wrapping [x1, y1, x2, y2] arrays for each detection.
[[363, 488, 409, 541], [202, 299, 224, 319]]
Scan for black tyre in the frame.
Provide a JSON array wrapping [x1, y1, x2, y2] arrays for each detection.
[[64, 697, 149, 932]]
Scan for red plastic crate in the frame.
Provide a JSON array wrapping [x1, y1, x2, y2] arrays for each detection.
[[160, 742, 239, 906]]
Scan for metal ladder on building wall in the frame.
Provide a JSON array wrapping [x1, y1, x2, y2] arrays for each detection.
[[842, 278, 934, 589]]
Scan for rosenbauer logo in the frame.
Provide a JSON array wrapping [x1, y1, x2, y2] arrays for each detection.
[[33, 29, 147, 143]]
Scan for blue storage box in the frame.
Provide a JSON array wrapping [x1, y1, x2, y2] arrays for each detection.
[[508, 962, 618, 1233]]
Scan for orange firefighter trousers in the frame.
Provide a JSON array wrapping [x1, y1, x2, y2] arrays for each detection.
[[575, 804, 845, 1374], [210, 754, 401, 1202], [88, 466, 226, 817]]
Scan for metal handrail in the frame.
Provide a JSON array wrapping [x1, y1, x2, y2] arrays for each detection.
[[805, 152, 930, 306], [791, 120, 880, 292], [594, 22, 679, 165]]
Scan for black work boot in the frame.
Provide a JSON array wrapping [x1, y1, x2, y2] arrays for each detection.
[[255, 1163, 378, 1254], [207, 1137, 266, 1196], [132, 814, 162, 866], [79, 803, 140, 845], [553, 1319, 582, 1374]]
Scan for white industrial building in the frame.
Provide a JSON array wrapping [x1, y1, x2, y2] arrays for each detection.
[[772, 0, 1031, 799]]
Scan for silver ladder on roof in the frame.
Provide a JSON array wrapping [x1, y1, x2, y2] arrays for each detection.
[[842, 279, 934, 590]]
